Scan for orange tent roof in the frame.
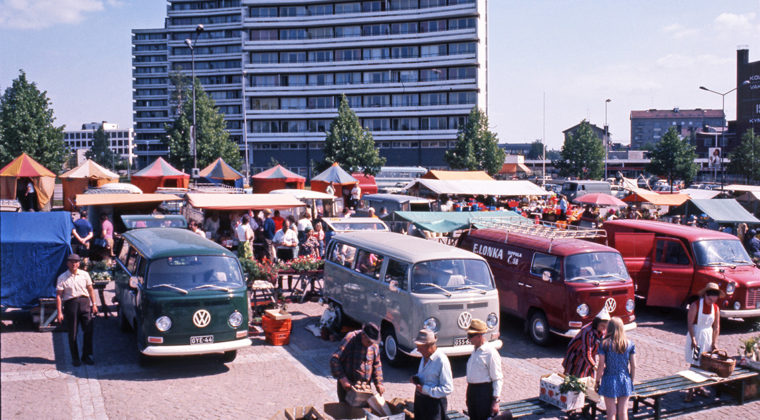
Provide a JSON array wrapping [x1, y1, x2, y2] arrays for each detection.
[[622, 191, 690, 207], [0, 153, 55, 178], [76, 193, 182, 207], [186, 193, 305, 210], [421, 170, 493, 181], [60, 159, 119, 179]]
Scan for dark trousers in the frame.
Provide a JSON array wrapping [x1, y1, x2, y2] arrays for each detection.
[[337, 382, 348, 404], [467, 382, 499, 420], [414, 391, 447, 420], [63, 296, 93, 361]]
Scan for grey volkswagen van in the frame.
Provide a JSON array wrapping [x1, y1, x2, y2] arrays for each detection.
[[114, 228, 251, 363], [323, 231, 502, 365]]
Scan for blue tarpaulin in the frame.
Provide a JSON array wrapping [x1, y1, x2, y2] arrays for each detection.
[[1, 212, 73, 308]]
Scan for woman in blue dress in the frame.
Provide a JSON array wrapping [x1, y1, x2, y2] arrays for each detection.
[[595, 317, 636, 420]]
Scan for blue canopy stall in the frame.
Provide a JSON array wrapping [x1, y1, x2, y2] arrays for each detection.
[[1, 212, 73, 309]]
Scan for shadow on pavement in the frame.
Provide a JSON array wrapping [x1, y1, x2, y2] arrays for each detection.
[[1, 356, 56, 365]]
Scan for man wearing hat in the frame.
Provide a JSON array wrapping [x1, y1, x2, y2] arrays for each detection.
[[330, 323, 385, 403], [55, 254, 99, 366], [466, 319, 503, 420], [562, 309, 610, 378], [411, 329, 453, 420], [746, 228, 760, 260]]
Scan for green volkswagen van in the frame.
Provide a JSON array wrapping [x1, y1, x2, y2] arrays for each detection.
[[114, 228, 250, 363]]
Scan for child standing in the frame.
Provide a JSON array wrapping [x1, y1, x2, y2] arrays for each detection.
[[595, 317, 636, 420]]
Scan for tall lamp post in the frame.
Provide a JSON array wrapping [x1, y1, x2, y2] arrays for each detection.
[[185, 24, 204, 177], [699, 80, 750, 189], [604, 98, 611, 180], [241, 70, 250, 184]]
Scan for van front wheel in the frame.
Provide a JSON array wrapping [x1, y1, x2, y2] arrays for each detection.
[[381, 327, 405, 367], [528, 311, 552, 346], [222, 350, 237, 363]]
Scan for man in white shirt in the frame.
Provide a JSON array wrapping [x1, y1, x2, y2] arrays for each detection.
[[411, 329, 453, 420], [235, 216, 254, 249], [466, 319, 504, 420], [273, 219, 298, 260], [56, 254, 99, 366], [350, 182, 361, 208]]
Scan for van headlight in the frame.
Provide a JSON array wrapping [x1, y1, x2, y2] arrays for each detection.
[[726, 282, 736, 295], [626, 299, 635, 313], [228, 311, 243, 328], [486, 313, 498, 328], [423, 317, 440, 333], [576, 303, 589, 317], [155, 316, 172, 332]]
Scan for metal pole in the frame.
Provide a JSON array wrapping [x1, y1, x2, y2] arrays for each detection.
[[604, 99, 611, 180], [241, 70, 250, 184], [542, 92, 546, 187], [191, 44, 197, 174]]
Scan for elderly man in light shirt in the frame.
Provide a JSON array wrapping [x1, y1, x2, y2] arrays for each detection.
[[411, 329, 453, 420], [273, 218, 298, 261], [466, 319, 504, 420]]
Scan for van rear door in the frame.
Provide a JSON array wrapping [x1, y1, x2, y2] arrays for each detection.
[[612, 232, 654, 296], [648, 238, 694, 307]]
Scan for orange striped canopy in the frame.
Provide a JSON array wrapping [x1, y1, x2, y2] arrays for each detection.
[[0, 153, 55, 178]]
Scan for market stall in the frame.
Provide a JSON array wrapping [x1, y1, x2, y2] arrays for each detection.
[[269, 189, 338, 217], [0, 153, 56, 211], [404, 178, 550, 199], [60, 159, 119, 211], [198, 157, 245, 188], [310, 163, 357, 198], [130, 157, 189, 193], [251, 165, 305, 193], [673, 198, 760, 227], [75, 193, 183, 233], [350, 172, 378, 195], [421, 169, 493, 180]]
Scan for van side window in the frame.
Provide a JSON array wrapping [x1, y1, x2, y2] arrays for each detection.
[[126, 249, 140, 274], [385, 259, 409, 290], [329, 243, 357, 268], [136, 257, 148, 280], [356, 250, 383, 279], [118, 242, 130, 264], [656, 240, 690, 265], [531, 253, 560, 280]]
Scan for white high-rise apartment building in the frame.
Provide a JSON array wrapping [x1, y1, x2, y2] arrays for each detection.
[[63, 122, 135, 164], [132, 0, 487, 176]]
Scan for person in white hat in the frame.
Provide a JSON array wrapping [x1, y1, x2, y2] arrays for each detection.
[[465, 319, 503, 420], [411, 329, 453, 420], [562, 309, 610, 379]]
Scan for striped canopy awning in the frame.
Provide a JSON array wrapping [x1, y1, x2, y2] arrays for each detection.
[[252, 164, 304, 182], [199, 158, 243, 181], [133, 157, 188, 177], [0, 153, 56, 178]]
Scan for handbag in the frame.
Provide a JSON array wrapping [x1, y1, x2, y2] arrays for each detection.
[[699, 349, 736, 378]]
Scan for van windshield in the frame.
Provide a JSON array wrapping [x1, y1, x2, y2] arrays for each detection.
[[693, 240, 754, 266], [147, 256, 244, 291], [411, 259, 493, 294], [565, 252, 628, 282]]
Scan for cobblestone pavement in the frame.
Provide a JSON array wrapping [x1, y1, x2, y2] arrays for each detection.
[[2, 286, 759, 419]]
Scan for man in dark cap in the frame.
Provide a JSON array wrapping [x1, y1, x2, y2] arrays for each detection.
[[330, 323, 385, 403], [746, 229, 760, 260], [56, 254, 99, 366]]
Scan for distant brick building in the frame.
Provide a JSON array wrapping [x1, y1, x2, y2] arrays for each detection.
[[737, 47, 760, 142], [629, 108, 724, 150]]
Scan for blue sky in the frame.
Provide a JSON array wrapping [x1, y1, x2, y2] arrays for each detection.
[[1, 0, 758, 149]]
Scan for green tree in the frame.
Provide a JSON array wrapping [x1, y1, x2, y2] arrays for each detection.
[[728, 128, 760, 184], [554, 120, 605, 179], [0, 70, 65, 172], [445, 107, 505, 175], [320, 95, 385, 175], [85, 126, 115, 169], [647, 127, 697, 190], [526, 140, 545, 159], [163, 73, 242, 172]]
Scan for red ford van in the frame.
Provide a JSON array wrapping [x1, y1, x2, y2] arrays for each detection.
[[457, 223, 636, 345], [604, 220, 760, 319]]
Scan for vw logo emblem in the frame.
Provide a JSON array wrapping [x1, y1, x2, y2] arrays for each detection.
[[193, 309, 211, 328], [457, 312, 473, 329], [604, 298, 617, 313]]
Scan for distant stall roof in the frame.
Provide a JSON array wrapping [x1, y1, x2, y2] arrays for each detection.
[[186, 193, 305, 210], [394, 210, 527, 233], [406, 179, 549, 197], [422, 170, 493, 180], [269, 189, 336, 200], [76, 193, 181, 207], [724, 184, 760, 193], [622, 191, 690, 207], [684, 199, 760, 224], [679, 188, 721, 200]]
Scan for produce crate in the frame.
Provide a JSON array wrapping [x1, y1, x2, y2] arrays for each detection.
[[539, 373, 585, 411], [265, 330, 290, 346]]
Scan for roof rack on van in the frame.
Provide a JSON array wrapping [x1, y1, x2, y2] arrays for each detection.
[[471, 217, 607, 240]]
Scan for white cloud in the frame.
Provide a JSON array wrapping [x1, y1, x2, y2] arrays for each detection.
[[0, 0, 105, 30], [713, 12, 758, 34], [662, 23, 698, 39]]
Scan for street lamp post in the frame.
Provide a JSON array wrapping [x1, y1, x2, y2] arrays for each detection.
[[699, 80, 750, 189], [604, 98, 611, 180], [185, 24, 204, 177], [241, 70, 250, 184]]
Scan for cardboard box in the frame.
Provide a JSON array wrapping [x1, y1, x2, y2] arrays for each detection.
[[265, 308, 292, 321], [363, 408, 404, 420], [323, 402, 366, 420], [539, 373, 585, 411]]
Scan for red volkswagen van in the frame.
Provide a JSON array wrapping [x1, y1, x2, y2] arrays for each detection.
[[458, 226, 636, 345], [604, 220, 760, 319]]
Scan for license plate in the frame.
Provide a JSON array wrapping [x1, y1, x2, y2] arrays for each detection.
[[190, 335, 214, 345], [454, 337, 470, 346]]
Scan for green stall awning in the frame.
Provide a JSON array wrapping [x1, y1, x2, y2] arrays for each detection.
[[393, 211, 528, 233], [685, 199, 760, 224]]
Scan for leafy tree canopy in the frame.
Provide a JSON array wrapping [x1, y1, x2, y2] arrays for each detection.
[[554, 120, 605, 179], [85, 125, 115, 169], [445, 107, 504, 175], [320, 95, 385, 175], [728, 129, 760, 184], [0, 70, 66, 172], [163, 73, 242, 173], [646, 126, 697, 189], [526, 140, 545, 160]]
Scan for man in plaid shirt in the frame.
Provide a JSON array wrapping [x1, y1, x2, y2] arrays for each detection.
[[330, 323, 385, 402]]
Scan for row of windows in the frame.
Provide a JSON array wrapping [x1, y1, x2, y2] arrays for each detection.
[[64, 132, 131, 140], [250, 18, 475, 41], [171, 45, 241, 56], [134, 44, 167, 52], [173, 60, 241, 71], [134, 55, 167, 63], [249, 140, 457, 150], [250, 43, 473, 64], [134, 66, 167, 74], [249, 0, 474, 18], [249, 67, 475, 87], [136, 111, 168, 118], [170, 0, 240, 11], [170, 14, 241, 26], [207, 90, 241, 100], [134, 77, 167, 85], [135, 88, 167, 96], [136, 122, 165, 129], [170, 29, 241, 41], [134, 33, 165, 41], [248, 116, 466, 133], [135, 100, 168, 107], [249, 91, 476, 110]]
